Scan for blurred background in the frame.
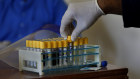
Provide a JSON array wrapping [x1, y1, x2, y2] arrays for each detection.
[[0, 0, 67, 49]]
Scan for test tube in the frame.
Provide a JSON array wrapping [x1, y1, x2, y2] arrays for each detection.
[[83, 37, 88, 65], [32, 40, 38, 68], [51, 41, 59, 68], [57, 41, 63, 67], [67, 36, 73, 66], [77, 38, 80, 66], [27, 40, 33, 67], [62, 40, 68, 66], [45, 41, 52, 68], [73, 39, 78, 66], [40, 41, 46, 66], [79, 38, 84, 65]]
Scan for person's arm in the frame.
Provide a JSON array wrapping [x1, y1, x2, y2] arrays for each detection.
[[98, 0, 122, 14]]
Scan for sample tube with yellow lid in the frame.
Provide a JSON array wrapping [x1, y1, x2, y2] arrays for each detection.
[[32, 40, 39, 68], [40, 41, 46, 66], [25, 40, 30, 67], [67, 36, 73, 66], [45, 41, 52, 68], [73, 39, 78, 66], [51, 41, 58, 67], [79, 38, 84, 65], [83, 37, 88, 64], [62, 40, 68, 66], [28, 40, 38, 68], [57, 41, 63, 67]]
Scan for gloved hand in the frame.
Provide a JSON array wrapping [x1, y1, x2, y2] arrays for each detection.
[[60, 0, 104, 41]]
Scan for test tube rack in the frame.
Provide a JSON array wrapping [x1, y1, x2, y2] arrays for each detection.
[[19, 37, 101, 75]]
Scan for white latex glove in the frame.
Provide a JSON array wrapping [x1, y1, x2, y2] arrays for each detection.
[[60, 0, 104, 41]]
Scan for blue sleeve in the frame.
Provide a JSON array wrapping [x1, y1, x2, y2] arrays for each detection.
[[53, 0, 67, 26], [40, 0, 67, 35], [122, 0, 140, 28]]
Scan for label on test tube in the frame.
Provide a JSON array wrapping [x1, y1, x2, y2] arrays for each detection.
[[51, 41, 59, 67], [47, 49, 52, 68], [28, 40, 34, 68], [40, 41, 46, 67], [57, 41, 63, 67], [62, 40, 68, 66], [67, 36, 73, 66], [45, 41, 52, 68], [68, 43, 73, 66], [79, 38, 84, 65], [77, 38, 81, 66], [83, 37, 88, 64], [73, 39, 78, 66], [33, 41, 38, 68]]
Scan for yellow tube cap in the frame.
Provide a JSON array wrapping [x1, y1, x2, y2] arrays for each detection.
[[29, 40, 33, 48], [74, 39, 78, 46], [40, 41, 46, 49], [51, 41, 57, 48], [67, 36, 72, 42], [33, 40, 36, 48], [36, 41, 40, 48], [79, 38, 84, 45], [46, 41, 51, 49], [84, 37, 88, 44], [62, 40, 68, 47], [26, 40, 29, 47], [57, 41, 62, 48]]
